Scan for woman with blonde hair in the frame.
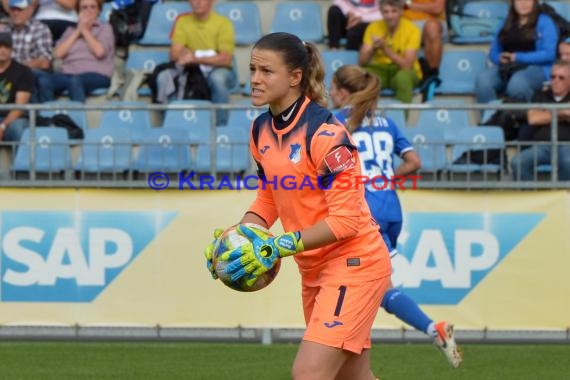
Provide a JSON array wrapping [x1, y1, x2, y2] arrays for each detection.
[[331, 64, 462, 368]]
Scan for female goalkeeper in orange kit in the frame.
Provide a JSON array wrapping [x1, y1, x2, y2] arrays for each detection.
[[205, 32, 391, 380]]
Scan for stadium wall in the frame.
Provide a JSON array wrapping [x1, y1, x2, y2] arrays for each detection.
[[0, 188, 567, 341]]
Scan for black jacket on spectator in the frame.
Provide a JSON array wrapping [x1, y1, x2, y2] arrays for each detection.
[[527, 89, 570, 141]]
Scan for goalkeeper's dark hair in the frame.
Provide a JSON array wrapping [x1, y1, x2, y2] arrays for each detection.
[[253, 32, 327, 108], [332, 65, 381, 133]]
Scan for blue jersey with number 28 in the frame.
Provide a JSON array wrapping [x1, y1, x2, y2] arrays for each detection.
[[335, 108, 414, 222]]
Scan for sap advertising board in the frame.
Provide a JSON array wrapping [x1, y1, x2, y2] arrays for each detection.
[[1, 211, 177, 302], [0, 211, 543, 304]]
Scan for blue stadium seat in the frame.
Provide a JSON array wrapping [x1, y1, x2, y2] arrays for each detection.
[[162, 99, 213, 129], [126, 49, 170, 73], [125, 49, 170, 95], [75, 128, 132, 173], [321, 50, 359, 90], [214, 2, 262, 45], [40, 100, 88, 132], [436, 50, 488, 94], [99, 101, 152, 144], [401, 126, 447, 174], [12, 127, 72, 173], [138, 1, 192, 46], [225, 106, 262, 134], [414, 99, 471, 142], [270, 2, 324, 43], [447, 126, 505, 173], [195, 126, 250, 173], [135, 127, 191, 172], [450, 1, 509, 44]]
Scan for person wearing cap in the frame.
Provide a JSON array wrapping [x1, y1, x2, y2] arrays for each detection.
[[3, 0, 78, 43], [6, 0, 52, 71], [0, 30, 34, 142], [6, 0, 52, 104], [36, 0, 113, 102]]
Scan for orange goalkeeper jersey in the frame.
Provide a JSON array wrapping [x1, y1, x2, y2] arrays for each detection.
[[247, 97, 391, 285]]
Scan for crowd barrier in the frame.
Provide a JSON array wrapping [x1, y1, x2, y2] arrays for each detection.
[[0, 102, 569, 190]]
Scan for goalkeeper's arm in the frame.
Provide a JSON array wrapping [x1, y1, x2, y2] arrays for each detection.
[[242, 213, 339, 253]]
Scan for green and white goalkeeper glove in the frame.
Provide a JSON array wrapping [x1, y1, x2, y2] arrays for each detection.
[[203, 228, 225, 279], [221, 224, 304, 285]]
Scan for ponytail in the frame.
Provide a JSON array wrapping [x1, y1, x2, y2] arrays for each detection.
[[302, 42, 328, 108], [333, 65, 381, 132]]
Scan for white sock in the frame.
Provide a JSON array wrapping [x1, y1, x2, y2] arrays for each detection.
[[427, 322, 437, 338]]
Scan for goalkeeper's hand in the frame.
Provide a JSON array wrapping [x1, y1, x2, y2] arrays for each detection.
[[221, 224, 304, 285], [204, 228, 225, 279]]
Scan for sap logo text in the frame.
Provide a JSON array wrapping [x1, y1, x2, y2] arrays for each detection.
[[391, 213, 544, 305], [1, 211, 176, 302], [3, 228, 132, 287]]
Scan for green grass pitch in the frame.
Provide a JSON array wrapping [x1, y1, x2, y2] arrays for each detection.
[[0, 342, 568, 379]]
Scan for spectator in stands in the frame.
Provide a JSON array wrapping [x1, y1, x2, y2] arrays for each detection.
[[511, 60, 570, 181], [559, 37, 570, 61], [358, 0, 421, 103], [36, 0, 113, 102], [475, 0, 558, 105], [403, 0, 445, 79], [0, 30, 34, 142], [327, 0, 382, 51], [6, 0, 53, 102], [161, 0, 236, 126], [33, 0, 78, 43]]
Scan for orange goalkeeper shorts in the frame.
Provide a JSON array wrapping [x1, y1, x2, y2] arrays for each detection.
[[302, 275, 390, 354]]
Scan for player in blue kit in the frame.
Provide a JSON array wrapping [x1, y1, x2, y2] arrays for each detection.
[[330, 64, 462, 368]]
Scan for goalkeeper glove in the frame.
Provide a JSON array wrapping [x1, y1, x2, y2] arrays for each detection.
[[204, 228, 225, 279], [221, 224, 304, 285]]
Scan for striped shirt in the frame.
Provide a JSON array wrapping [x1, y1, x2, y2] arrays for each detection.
[[11, 20, 53, 64]]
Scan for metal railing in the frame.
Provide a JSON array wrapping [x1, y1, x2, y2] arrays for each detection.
[[0, 101, 568, 190]]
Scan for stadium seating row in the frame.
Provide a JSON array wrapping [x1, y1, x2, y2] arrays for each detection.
[[101, 0, 570, 47], [12, 125, 250, 176], [124, 47, 490, 97]]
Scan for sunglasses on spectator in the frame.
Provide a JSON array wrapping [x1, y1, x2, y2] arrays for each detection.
[[550, 74, 567, 81], [80, 5, 98, 9]]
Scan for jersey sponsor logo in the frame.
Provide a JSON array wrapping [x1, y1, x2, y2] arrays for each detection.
[[289, 143, 302, 164], [318, 130, 335, 137], [0, 211, 177, 302], [260, 145, 270, 154], [391, 213, 545, 305], [324, 320, 344, 328], [324, 146, 355, 173]]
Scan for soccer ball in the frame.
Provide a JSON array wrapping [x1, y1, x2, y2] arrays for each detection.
[[212, 224, 281, 292]]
